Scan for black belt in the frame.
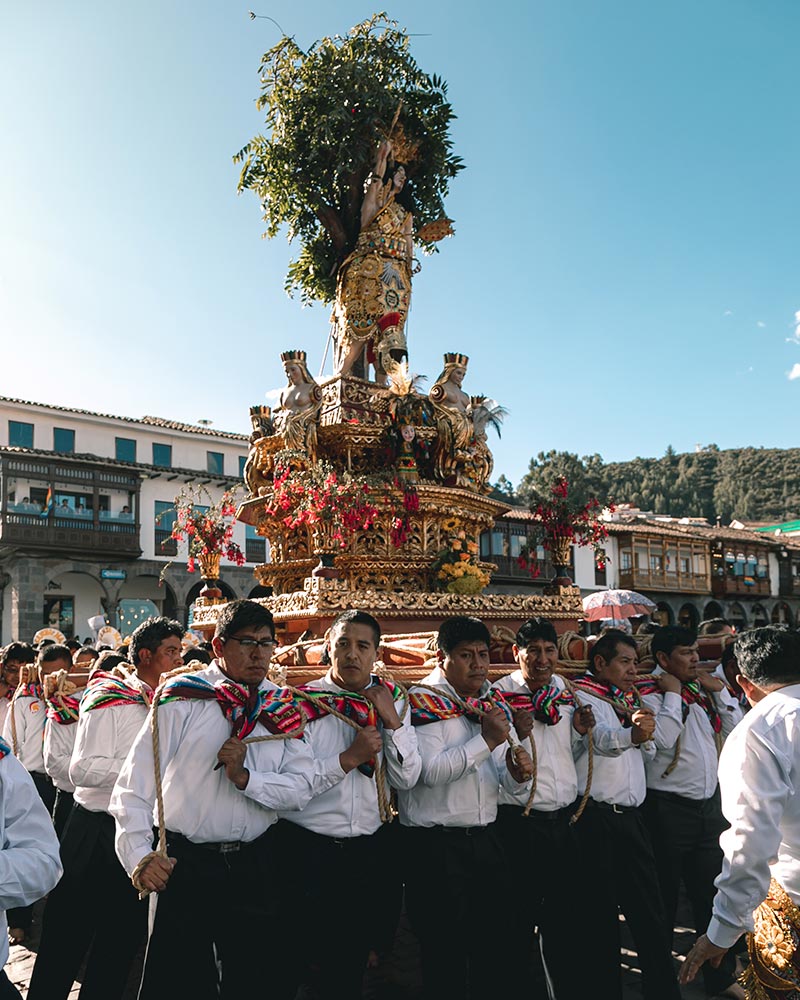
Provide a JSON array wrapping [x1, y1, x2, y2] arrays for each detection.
[[436, 824, 493, 837], [501, 801, 577, 822], [166, 829, 268, 855], [647, 788, 712, 808], [585, 798, 639, 815]]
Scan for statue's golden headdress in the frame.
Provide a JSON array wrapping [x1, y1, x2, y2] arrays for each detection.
[[280, 350, 307, 364], [442, 352, 469, 368]]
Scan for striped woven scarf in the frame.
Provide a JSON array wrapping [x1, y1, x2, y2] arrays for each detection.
[[636, 677, 722, 733], [574, 675, 640, 726], [81, 671, 150, 713], [158, 673, 305, 740], [17, 681, 42, 700], [45, 691, 83, 725], [493, 685, 576, 727], [292, 678, 405, 777], [409, 688, 513, 727], [0, 737, 10, 760]]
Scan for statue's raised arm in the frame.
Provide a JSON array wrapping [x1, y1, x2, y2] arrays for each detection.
[[333, 139, 414, 382]]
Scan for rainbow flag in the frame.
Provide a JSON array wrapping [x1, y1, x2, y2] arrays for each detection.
[[40, 487, 53, 518]]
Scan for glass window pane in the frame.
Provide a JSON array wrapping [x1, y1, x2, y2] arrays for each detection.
[[9, 421, 34, 448], [53, 428, 75, 454], [116, 437, 137, 463], [239, 455, 246, 477], [153, 443, 172, 467], [207, 451, 224, 475]]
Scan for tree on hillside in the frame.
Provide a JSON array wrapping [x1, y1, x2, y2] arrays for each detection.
[[517, 450, 608, 509], [234, 13, 464, 304]]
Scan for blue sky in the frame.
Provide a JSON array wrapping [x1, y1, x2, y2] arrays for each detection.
[[2, 1, 799, 489]]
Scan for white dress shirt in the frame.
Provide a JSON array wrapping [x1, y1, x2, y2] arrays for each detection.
[[492, 671, 583, 811], [398, 666, 529, 828], [111, 663, 316, 877], [2, 694, 46, 773], [0, 750, 63, 967], [43, 689, 85, 793], [280, 670, 421, 838], [642, 667, 743, 800], [574, 688, 665, 807], [69, 675, 153, 813], [0, 697, 11, 734], [707, 683, 800, 948]]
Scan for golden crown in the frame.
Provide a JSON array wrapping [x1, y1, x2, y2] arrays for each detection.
[[443, 352, 469, 367], [280, 350, 307, 363]]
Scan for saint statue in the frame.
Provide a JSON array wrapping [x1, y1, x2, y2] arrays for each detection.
[[333, 140, 414, 382], [272, 350, 323, 463], [429, 353, 474, 486]]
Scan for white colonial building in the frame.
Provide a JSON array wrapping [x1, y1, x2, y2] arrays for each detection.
[[0, 397, 266, 643]]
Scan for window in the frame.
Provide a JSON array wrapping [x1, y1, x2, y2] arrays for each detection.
[[620, 550, 633, 572], [239, 455, 246, 477], [116, 437, 137, 463], [53, 427, 75, 454], [207, 451, 224, 476], [245, 524, 266, 563], [152, 443, 172, 467], [155, 500, 177, 556], [8, 421, 33, 448]]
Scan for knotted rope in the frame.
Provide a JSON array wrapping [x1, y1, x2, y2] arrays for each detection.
[[8, 663, 36, 758]]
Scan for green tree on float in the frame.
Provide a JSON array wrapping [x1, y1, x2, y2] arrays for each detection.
[[234, 12, 464, 304]]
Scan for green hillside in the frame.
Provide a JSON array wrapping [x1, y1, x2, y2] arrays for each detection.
[[513, 446, 800, 523]]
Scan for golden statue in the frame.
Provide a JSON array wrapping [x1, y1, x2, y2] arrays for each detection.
[[273, 351, 323, 463], [333, 140, 414, 382], [429, 353, 474, 487]]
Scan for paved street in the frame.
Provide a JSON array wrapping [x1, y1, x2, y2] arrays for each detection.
[[6, 895, 724, 998]]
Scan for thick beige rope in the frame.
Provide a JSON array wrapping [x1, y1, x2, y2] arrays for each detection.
[[8, 663, 36, 758]]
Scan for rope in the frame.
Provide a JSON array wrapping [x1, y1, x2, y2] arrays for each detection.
[[8, 664, 37, 758]]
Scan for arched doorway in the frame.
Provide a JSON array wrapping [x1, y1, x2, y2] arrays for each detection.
[[772, 602, 795, 626], [678, 603, 699, 629], [185, 578, 237, 628], [44, 571, 105, 642], [703, 601, 724, 620], [752, 603, 769, 627], [728, 602, 747, 632], [119, 576, 177, 620], [654, 602, 674, 626]]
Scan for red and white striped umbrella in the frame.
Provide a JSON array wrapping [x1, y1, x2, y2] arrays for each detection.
[[582, 589, 657, 622]]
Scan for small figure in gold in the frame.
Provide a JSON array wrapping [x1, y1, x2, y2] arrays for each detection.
[[333, 140, 414, 382], [273, 351, 322, 463], [429, 353, 474, 486]]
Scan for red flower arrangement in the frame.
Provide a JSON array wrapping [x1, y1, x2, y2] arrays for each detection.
[[518, 477, 612, 577], [158, 486, 245, 577]]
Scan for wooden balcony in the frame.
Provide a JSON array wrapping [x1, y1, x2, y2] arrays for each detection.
[[618, 568, 709, 594], [1, 511, 141, 559], [712, 573, 771, 598], [490, 553, 555, 584]]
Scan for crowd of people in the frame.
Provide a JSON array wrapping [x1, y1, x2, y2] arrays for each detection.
[[0, 603, 799, 999]]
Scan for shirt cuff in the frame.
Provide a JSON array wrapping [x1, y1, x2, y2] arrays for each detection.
[[383, 725, 414, 759], [707, 915, 745, 950], [466, 733, 492, 766]]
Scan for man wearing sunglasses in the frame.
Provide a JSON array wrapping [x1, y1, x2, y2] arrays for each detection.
[[111, 599, 315, 999]]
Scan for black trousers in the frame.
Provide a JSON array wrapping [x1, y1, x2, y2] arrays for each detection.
[[27, 804, 146, 1000], [643, 788, 738, 995], [53, 788, 74, 840], [572, 800, 681, 1000], [7, 770, 56, 935], [495, 803, 590, 1000], [271, 819, 397, 1000], [404, 823, 506, 1000], [138, 825, 295, 1000]]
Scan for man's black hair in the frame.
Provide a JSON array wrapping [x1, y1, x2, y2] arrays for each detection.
[[437, 616, 491, 655], [129, 616, 184, 666], [74, 646, 100, 662], [651, 625, 697, 664], [588, 630, 637, 673], [2, 642, 35, 666], [38, 643, 74, 666], [329, 610, 381, 649], [515, 617, 558, 648], [65, 638, 82, 651], [734, 627, 800, 687], [697, 617, 731, 637], [636, 622, 661, 636], [213, 600, 274, 642], [183, 647, 211, 666]]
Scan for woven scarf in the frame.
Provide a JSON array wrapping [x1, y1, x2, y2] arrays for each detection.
[[0, 737, 10, 760], [45, 691, 82, 725], [636, 676, 722, 733], [409, 688, 513, 727], [81, 671, 150, 713], [158, 673, 305, 740], [16, 681, 42, 700], [292, 677, 405, 777], [493, 684, 576, 727], [574, 675, 640, 726]]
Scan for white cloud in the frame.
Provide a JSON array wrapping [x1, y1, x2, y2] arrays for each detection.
[[264, 387, 283, 403], [757, 321, 766, 328], [788, 364, 800, 381], [723, 310, 733, 316], [788, 310, 800, 345]]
